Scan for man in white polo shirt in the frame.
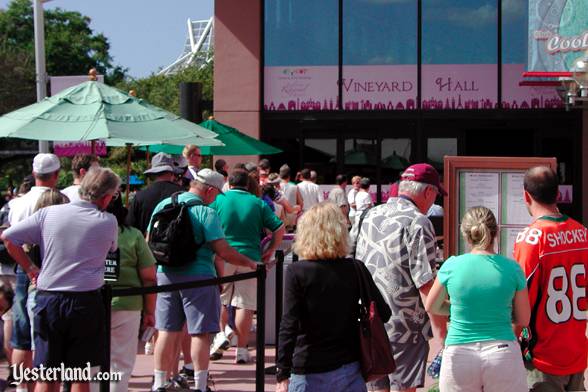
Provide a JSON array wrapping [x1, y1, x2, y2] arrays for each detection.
[[7, 153, 60, 392], [296, 169, 323, 213]]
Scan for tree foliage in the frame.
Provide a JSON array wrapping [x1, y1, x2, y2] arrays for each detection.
[[0, 0, 126, 85]]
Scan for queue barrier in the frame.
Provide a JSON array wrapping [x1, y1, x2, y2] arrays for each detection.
[[100, 262, 271, 392]]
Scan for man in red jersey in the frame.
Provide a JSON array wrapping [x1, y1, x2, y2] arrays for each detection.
[[514, 166, 587, 391]]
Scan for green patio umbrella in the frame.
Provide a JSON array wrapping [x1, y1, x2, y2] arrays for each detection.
[[0, 79, 223, 205], [0, 80, 221, 146], [139, 118, 282, 155]]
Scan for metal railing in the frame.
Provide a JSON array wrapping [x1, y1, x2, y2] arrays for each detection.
[[100, 263, 269, 392]]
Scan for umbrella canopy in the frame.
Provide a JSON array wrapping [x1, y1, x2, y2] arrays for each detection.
[[137, 118, 282, 156], [0, 81, 220, 147]]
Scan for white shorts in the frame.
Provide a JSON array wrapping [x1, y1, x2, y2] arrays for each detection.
[[439, 340, 527, 392], [220, 262, 257, 311]]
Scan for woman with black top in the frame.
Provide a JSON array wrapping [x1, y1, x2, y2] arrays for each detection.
[[276, 202, 391, 392]]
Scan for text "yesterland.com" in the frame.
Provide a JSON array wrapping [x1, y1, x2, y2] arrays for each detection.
[[11, 363, 122, 383]]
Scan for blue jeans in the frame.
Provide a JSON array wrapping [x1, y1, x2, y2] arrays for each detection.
[[11, 266, 31, 350], [289, 362, 367, 392]]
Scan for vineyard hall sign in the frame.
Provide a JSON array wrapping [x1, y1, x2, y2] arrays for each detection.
[[528, 0, 588, 72]]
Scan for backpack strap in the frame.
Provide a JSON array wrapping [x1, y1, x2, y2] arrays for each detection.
[[170, 191, 202, 208]]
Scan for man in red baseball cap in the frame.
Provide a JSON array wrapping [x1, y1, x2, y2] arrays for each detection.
[[355, 162, 447, 392]]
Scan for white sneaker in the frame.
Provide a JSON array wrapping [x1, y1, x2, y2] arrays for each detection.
[[235, 347, 251, 364], [209, 332, 230, 356]]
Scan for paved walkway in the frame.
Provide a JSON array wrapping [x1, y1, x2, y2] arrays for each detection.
[[128, 338, 444, 392]]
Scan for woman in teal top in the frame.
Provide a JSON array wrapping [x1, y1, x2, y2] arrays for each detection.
[[426, 206, 531, 392]]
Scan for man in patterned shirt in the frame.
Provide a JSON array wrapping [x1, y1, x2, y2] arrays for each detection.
[[354, 163, 448, 392]]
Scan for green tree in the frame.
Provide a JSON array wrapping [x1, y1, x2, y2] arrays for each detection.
[[0, 0, 126, 84]]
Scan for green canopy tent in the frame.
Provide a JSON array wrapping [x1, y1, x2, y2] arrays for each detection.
[[0, 80, 223, 202], [139, 118, 282, 156]]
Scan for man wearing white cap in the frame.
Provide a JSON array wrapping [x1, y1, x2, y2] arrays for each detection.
[[6, 153, 60, 392]]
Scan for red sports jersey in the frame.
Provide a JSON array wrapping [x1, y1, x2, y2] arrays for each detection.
[[513, 215, 588, 376]]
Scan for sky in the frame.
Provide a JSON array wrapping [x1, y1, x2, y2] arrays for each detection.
[[0, 0, 214, 78]]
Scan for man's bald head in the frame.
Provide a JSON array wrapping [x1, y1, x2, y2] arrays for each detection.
[[524, 166, 559, 205]]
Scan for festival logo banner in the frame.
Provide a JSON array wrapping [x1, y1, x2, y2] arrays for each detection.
[[528, 0, 588, 72], [264, 66, 338, 111]]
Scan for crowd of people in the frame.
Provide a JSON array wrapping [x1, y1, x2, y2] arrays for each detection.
[[0, 146, 584, 392]]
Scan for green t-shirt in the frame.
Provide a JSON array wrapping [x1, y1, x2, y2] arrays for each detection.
[[210, 189, 283, 261], [111, 226, 156, 311], [438, 253, 526, 346], [149, 192, 225, 276]]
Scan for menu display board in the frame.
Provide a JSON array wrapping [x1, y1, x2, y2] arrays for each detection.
[[444, 157, 557, 258]]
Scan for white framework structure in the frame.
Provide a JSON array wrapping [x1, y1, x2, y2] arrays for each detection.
[[159, 17, 214, 75]]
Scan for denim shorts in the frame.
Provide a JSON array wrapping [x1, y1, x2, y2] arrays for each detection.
[[11, 267, 31, 350], [155, 273, 220, 335], [289, 362, 367, 392], [34, 290, 105, 369]]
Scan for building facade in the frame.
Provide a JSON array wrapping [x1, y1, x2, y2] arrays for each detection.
[[214, 0, 588, 221]]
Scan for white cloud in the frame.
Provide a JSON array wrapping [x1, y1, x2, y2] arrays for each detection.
[[360, 0, 414, 4], [444, 4, 497, 28], [503, 0, 526, 20]]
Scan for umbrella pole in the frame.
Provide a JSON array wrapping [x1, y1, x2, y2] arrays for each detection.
[[125, 143, 132, 208], [146, 146, 151, 168], [91, 140, 96, 155]]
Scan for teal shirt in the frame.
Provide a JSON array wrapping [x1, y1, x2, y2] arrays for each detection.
[[149, 192, 225, 276], [438, 253, 526, 346], [210, 189, 283, 261]]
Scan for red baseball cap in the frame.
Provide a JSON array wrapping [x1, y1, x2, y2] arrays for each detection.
[[400, 163, 447, 196]]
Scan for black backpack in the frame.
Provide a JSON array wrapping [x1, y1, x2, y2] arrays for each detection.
[[148, 192, 203, 266]]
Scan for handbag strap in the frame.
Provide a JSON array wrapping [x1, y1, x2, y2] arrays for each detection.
[[351, 259, 371, 306]]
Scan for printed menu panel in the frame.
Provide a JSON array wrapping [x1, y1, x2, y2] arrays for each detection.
[[500, 228, 523, 259], [460, 172, 500, 219], [502, 173, 532, 225]]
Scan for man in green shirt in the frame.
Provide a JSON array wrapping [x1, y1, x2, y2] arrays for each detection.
[[210, 169, 285, 364]]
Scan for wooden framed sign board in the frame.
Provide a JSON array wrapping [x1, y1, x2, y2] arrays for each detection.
[[443, 156, 557, 259]]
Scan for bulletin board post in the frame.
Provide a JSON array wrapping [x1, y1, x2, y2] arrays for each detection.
[[443, 156, 557, 259]]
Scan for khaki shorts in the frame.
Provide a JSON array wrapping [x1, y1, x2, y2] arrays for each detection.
[[526, 362, 586, 392], [220, 262, 258, 311]]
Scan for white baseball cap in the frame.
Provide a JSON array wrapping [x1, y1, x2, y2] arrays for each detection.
[[32, 153, 61, 174], [195, 168, 225, 194]]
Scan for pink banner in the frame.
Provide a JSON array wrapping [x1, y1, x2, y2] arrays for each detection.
[[502, 64, 563, 109], [264, 66, 338, 111], [53, 141, 107, 157], [264, 64, 564, 111], [422, 64, 497, 109], [342, 65, 417, 110]]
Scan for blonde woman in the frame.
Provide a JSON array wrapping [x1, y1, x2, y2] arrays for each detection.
[[276, 202, 390, 392], [425, 206, 531, 392]]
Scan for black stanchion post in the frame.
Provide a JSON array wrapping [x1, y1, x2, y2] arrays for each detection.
[[101, 284, 112, 392], [274, 250, 284, 356], [255, 264, 266, 392], [265, 250, 284, 375]]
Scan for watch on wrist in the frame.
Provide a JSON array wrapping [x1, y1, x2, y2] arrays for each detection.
[[275, 368, 290, 383]]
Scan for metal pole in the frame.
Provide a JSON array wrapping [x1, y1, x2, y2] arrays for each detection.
[[33, 0, 49, 153], [265, 250, 284, 375], [274, 250, 284, 357], [255, 264, 266, 392], [101, 284, 112, 392]]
